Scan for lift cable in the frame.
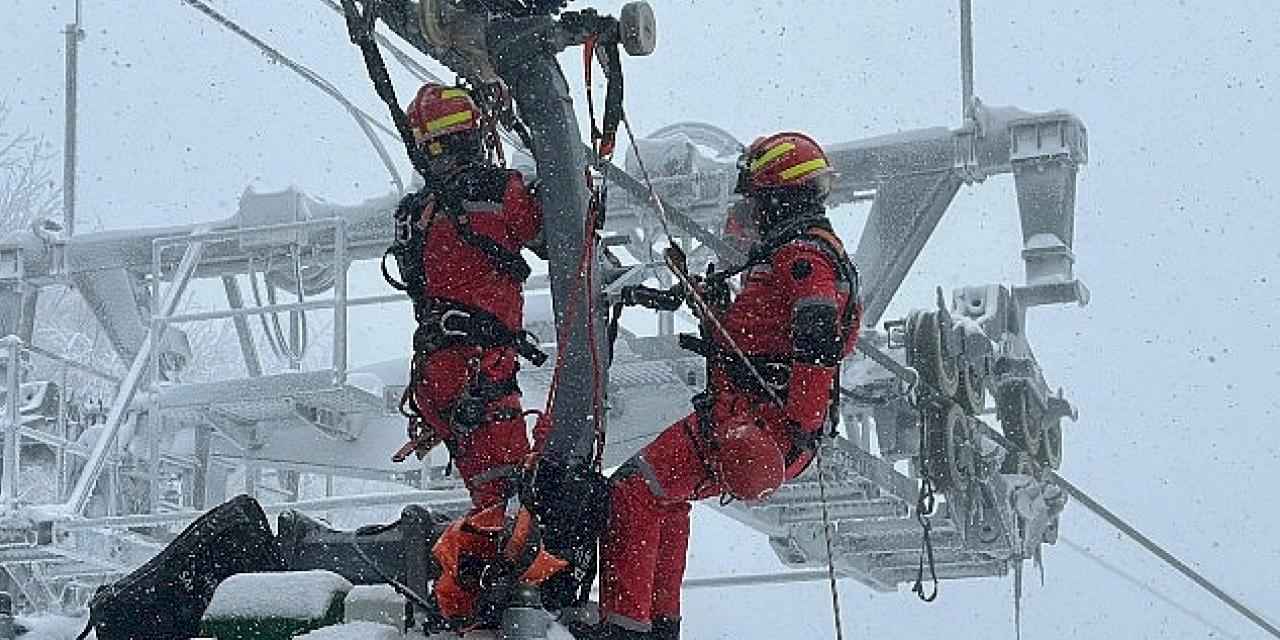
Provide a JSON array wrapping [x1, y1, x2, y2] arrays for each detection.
[[1058, 536, 1242, 640], [177, 0, 405, 192], [847, 341, 1280, 640]]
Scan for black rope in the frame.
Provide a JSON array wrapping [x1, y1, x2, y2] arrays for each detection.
[[177, 0, 403, 191], [338, 0, 432, 179], [912, 475, 940, 602]]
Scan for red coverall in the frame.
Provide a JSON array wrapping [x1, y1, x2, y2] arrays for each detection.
[[599, 231, 860, 632], [412, 169, 543, 509]]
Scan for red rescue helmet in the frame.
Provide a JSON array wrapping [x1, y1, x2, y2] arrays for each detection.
[[713, 417, 786, 502], [406, 83, 483, 148], [735, 132, 834, 197]]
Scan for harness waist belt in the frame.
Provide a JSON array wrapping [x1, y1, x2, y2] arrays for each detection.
[[678, 334, 791, 396], [414, 298, 548, 366]]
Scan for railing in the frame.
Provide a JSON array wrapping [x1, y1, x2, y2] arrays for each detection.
[[150, 217, 352, 385]]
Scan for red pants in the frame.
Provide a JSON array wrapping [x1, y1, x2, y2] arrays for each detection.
[[599, 391, 811, 631], [414, 345, 530, 509]]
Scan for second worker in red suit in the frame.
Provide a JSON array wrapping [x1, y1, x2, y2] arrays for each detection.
[[592, 132, 862, 640], [390, 83, 548, 510]]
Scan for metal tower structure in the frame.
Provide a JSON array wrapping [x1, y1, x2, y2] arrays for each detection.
[[0, 0, 1089, 616]]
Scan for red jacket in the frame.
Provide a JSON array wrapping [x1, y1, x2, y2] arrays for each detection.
[[711, 229, 861, 432], [422, 168, 542, 332]]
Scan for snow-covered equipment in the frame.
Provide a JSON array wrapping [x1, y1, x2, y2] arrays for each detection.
[[277, 505, 448, 596], [342, 585, 408, 632], [199, 570, 351, 640], [77, 495, 283, 640]]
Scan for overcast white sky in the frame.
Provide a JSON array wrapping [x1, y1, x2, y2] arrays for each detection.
[[4, 1, 1280, 638]]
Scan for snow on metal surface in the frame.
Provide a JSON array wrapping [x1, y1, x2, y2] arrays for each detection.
[[13, 615, 89, 640], [295, 621, 402, 640], [204, 570, 353, 620]]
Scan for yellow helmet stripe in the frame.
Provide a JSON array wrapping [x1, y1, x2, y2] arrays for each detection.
[[425, 110, 473, 133], [440, 88, 470, 100], [779, 158, 829, 181], [749, 142, 796, 174]]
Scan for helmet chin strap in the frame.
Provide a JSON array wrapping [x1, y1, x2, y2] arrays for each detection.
[[752, 196, 829, 242], [422, 133, 488, 178]]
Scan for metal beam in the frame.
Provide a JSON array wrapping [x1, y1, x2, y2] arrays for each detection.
[[1, 336, 21, 506], [63, 234, 205, 515], [854, 172, 964, 327], [56, 488, 472, 530], [682, 570, 847, 591], [221, 276, 262, 378]]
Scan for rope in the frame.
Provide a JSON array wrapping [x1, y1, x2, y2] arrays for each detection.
[[246, 254, 309, 366], [177, 0, 404, 192], [1058, 536, 1242, 640], [911, 396, 940, 602], [336, 0, 431, 180], [814, 446, 846, 640]]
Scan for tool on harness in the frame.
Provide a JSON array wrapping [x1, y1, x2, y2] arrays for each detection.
[[618, 282, 685, 311]]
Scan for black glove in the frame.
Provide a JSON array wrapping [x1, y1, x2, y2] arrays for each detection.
[[619, 284, 685, 311]]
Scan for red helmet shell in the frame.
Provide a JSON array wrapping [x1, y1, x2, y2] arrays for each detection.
[[736, 132, 833, 194], [713, 417, 786, 501], [406, 83, 482, 144]]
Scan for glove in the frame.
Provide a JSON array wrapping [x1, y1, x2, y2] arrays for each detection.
[[619, 284, 685, 311], [392, 418, 443, 463]]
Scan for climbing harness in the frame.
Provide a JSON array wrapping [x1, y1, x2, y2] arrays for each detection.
[[623, 110, 852, 638]]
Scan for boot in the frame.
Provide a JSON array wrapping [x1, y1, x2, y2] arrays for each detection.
[[651, 618, 680, 640]]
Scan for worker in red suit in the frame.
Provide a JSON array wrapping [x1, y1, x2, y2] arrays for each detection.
[[389, 83, 548, 510], [592, 133, 862, 640]]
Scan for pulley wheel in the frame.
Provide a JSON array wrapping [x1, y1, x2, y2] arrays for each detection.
[[922, 402, 971, 494], [956, 360, 985, 414], [945, 405, 976, 493], [1040, 417, 1063, 470], [909, 311, 960, 398], [921, 404, 953, 493], [998, 384, 1042, 459]]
